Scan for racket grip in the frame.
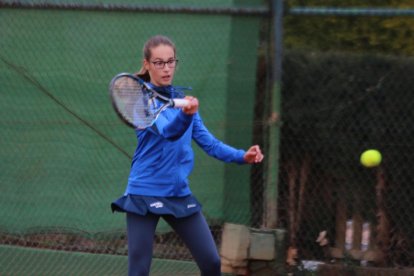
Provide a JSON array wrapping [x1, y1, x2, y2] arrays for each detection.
[[172, 98, 189, 108]]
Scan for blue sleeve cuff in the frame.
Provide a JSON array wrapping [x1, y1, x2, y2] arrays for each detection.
[[235, 150, 246, 164]]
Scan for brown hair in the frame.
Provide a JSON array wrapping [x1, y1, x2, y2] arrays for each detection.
[[136, 35, 176, 82]]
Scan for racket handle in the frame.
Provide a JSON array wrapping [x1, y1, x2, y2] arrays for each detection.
[[172, 98, 189, 108]]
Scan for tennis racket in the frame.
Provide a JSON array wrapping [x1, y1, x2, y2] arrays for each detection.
[[109, 73, 189, 129]]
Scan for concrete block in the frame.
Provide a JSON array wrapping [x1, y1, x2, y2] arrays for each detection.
[[249, 230, 275, 260], [220, 223, 250, 261]]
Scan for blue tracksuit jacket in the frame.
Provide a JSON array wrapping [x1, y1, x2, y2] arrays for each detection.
[[124, 103, 246, 197]]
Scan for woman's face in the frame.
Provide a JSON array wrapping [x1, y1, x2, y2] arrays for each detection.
[[144, 44, 176, 87]]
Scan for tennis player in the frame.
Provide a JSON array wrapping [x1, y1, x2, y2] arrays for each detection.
[[111, 35, 264, 276]]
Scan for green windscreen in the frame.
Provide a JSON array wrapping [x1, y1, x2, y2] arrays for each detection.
[[0, 1, 264, 274]]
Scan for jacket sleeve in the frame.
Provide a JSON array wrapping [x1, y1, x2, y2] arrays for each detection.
[[192, 113, 246, 164], [149, 110, 193, 141]]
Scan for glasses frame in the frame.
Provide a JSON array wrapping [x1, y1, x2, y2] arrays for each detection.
[[150, 59, 179, 69]]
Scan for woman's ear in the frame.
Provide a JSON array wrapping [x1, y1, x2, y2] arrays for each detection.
[[143, 59, 150, 71]]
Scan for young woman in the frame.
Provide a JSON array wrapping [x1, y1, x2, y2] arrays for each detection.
[[111, 35, 264, 276]]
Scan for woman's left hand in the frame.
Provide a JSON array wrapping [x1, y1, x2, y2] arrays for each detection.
[[244, 145, 264, 164]]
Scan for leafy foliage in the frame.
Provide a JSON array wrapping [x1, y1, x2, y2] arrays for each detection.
[[284, 0, 414, 55], [277, 50, 414, 265]]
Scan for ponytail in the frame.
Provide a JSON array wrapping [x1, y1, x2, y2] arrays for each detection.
[[135, 67, 150, 82]]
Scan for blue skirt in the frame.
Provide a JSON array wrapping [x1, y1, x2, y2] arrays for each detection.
[[111, 194, 202, 218]]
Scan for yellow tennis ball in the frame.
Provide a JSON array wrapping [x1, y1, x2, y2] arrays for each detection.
[[360, 149, 382, 168]]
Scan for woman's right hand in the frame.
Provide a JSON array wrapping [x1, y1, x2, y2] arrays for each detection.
[[182, 96, 199, 115]]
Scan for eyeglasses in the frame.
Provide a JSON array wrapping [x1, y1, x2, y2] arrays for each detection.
[[151, 59, 178, 69]]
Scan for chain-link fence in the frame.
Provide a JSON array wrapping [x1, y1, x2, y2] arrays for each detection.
[[277, 3, 414, 274], [1, 0, 414, 275], [0, 1, 267, 275]]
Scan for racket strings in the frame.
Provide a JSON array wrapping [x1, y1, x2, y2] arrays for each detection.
[[112, 76, 155, 128]]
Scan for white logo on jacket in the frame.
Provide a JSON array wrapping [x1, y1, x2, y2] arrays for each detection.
[[187, 204, 196, 209]]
